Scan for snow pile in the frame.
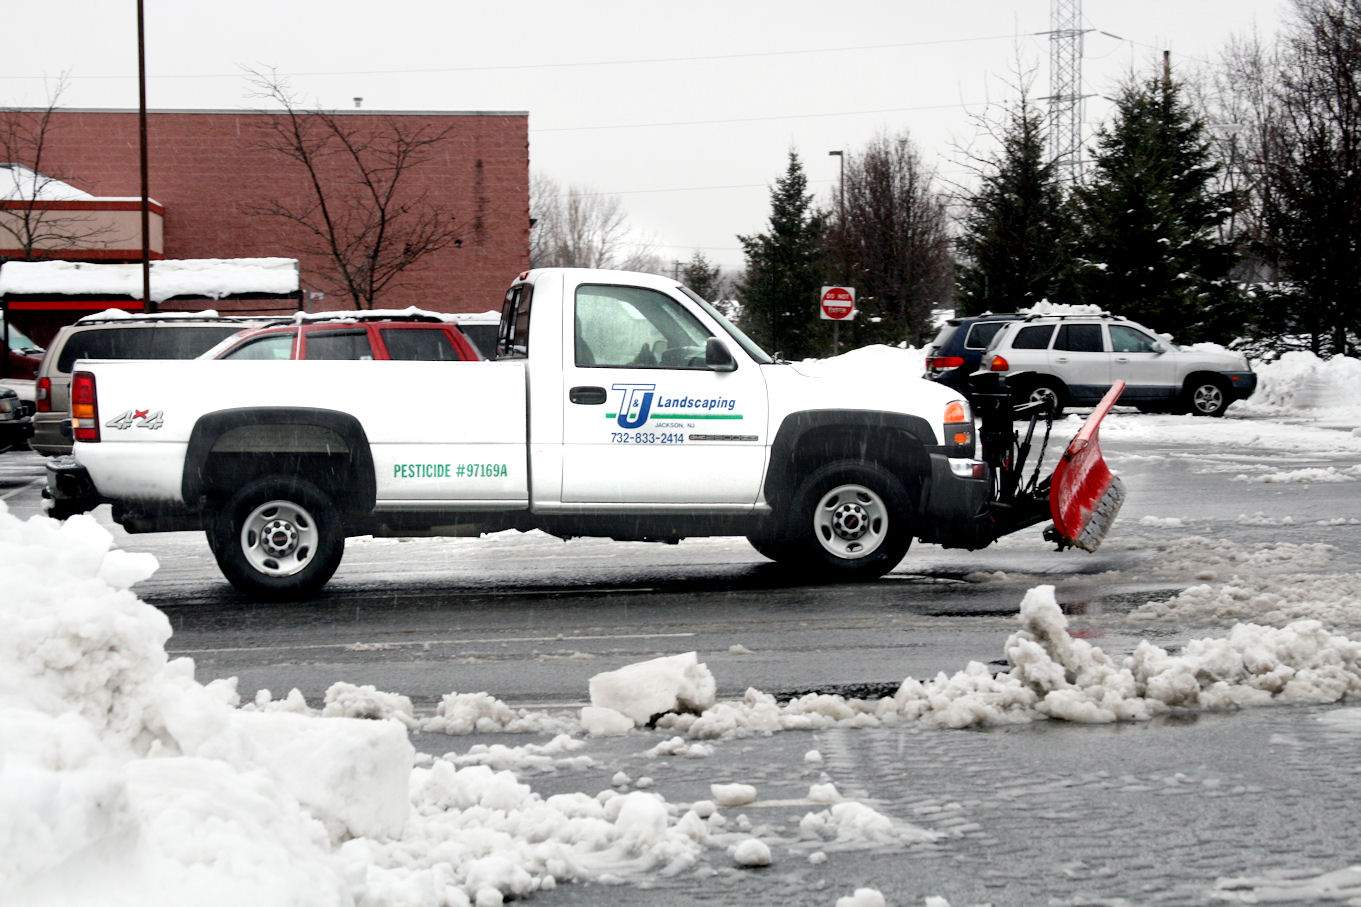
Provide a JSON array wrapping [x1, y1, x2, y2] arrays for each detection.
[[0, 258, 300, 302], [1237, 349, 1361, 417], [1, 163, 94, 201], [649, 586, 1361, 735], [6, 498, 1361, 903]]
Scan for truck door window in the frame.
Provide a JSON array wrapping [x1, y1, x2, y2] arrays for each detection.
[[303, 328, 374, 360], [575, 284, 711, 369]]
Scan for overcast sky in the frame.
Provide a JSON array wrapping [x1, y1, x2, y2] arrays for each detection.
[[4, 1, 1288, 274]]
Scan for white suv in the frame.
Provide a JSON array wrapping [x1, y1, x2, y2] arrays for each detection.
[[979, 313, 1257, 417]]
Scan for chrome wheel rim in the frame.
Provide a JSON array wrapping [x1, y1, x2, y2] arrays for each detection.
[[813, 483, 888, 560], [240, 499, 319, 576], [1192, 384, 1224, 414]]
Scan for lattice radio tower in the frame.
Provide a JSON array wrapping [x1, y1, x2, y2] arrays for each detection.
[[1048, 0, 1085, 182]]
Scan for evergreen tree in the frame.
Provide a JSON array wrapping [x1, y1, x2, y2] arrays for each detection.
[[679, 251, 724, 302], [956, 94, 1070, 315], [1068, 68, 1240, 341], [735, 152, 829, 359]]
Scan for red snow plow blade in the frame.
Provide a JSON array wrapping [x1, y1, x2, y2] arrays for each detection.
[[1049, 381, 1126, 551]]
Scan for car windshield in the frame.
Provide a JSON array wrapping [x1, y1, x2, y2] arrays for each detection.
[[1, 316, 41, 353]]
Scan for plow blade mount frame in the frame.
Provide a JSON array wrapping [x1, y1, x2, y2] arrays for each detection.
[[1048, 380, 1126, 551]]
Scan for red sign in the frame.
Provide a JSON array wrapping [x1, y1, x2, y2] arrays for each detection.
[[819, 285, 856, 321]]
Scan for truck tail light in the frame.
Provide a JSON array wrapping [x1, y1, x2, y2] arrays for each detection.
[[944, 400, 974, 453], [71, 371, 100, 443], [926, 355, 965, 370], [36, 376, 51, 413], [987, 355, 1010, 372]]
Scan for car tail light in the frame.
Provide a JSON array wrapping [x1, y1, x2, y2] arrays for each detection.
[[71, 371, 100, 443], [926, 355, 965, 370], [36, 376, 51, 413], [943, 400, 974, 454], [987, 355, 1010, 372]]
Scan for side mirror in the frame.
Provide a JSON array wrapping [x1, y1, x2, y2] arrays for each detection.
[[705, 337, 737, 372]]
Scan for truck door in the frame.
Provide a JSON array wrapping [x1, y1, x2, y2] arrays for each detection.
[[560, 281, 769, 504]]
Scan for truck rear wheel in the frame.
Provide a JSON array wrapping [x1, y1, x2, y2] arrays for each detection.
[[209, 476, 345, 600], [787, 461, 912, 580]]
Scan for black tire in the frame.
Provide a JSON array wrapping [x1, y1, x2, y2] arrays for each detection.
[[209, 475, 345, 600], [1016, 379, 1065, 419], [785, 460, 913, 580], [746, 532, 798, 563], [1185, 377, 1230, 417]]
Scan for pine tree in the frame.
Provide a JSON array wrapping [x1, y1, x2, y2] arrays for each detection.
[[956, 95, 1070, 315], [679, 251, 724, 302], [735, 152, 829, 359], [1068, 67, 1240, 341]]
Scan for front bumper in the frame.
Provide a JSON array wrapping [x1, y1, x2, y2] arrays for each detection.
[[1223, 371, 1258, 401], [917, 452, 997, 548]]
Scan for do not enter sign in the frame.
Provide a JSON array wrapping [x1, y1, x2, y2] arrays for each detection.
[[819, 285, 856, 321]]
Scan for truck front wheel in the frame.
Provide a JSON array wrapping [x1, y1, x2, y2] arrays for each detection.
[[787, 461, 913, 580], [209, 476, 345, 600]]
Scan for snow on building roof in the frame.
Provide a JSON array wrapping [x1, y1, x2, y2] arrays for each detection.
[[0, 258, 300, 302], [0, 163, 95, 201]]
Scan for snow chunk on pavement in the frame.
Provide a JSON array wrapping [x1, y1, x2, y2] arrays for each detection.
[[711, 782, 758, 807], [588, 652, 717, 725], [731, 837, 772, 867]]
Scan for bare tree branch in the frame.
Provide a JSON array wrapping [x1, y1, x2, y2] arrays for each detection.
[[245, 71, 464, 309], [1, 76, 123, 258]]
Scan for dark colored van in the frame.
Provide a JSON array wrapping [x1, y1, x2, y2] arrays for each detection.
[[923, 314, 1024, 397]]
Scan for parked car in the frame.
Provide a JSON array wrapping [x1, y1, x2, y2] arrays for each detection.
[[978, 312, 1257, 417], [32, 313, 271, 456], [2, 315, 43, 381], [443, 312, 500, 359], [0, 385, 33, 453], [200, 312, 483, 362], [923, 313, 1024, 397]]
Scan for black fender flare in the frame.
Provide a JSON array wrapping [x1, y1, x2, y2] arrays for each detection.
[[764, 410, 937, 510], [182, 407, 376, 511]]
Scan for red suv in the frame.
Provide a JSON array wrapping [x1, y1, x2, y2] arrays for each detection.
[[203, 313, 483, 362]]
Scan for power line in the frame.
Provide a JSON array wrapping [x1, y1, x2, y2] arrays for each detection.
[[531, 101, 980, 134], [5, 33, 1034, 83]]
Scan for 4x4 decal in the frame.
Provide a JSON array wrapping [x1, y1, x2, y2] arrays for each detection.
[[105, 409, 164, 431]]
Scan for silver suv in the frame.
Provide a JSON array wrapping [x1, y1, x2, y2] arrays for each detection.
[[979, 313, 1257, 417], [33, 314, 270, 456]]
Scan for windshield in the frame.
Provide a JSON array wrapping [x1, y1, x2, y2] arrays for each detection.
[[1, 317, 41, 353], [677, 286, 773, 364]]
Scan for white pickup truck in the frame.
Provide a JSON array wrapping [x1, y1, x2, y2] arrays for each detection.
[[46, 268, 1121, 599]]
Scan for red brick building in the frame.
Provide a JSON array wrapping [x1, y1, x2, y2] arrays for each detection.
[[4, 108, 528, 329]]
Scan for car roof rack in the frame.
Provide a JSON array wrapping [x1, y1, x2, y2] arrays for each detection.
[[1020, 310, 1116, 322], [73, 312, 273, 326], [263, 309, 455, 327]]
